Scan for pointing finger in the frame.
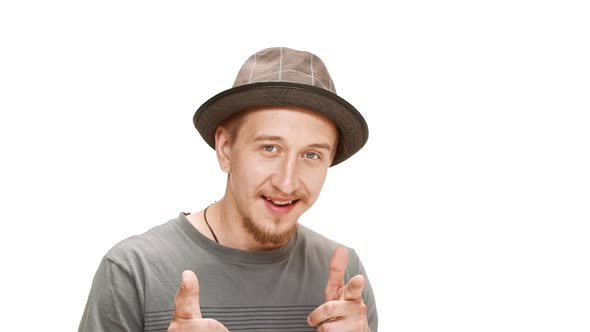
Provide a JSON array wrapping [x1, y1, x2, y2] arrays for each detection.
[[172, 270, 202, 320], [342, 274, 365, 301], [325, 246, 348, 301]]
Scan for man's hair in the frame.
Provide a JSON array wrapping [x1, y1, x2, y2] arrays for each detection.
[[217, 109, 251, 147]]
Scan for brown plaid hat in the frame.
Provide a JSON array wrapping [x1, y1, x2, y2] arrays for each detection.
[[193, 47, 368, 166]]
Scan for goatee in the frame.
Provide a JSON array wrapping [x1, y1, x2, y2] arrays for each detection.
[[241, 216, 298, 246]]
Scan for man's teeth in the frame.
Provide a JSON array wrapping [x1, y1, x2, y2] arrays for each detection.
[[265, 197, 293, 205]]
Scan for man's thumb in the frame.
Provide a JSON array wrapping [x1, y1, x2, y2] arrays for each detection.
[[172, 270, 202, 319]]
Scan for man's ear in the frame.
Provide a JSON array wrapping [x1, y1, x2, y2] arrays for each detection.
[[215, 127, 231, 173]]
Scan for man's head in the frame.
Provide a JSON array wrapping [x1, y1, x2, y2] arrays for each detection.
[[192, 47, 368, 247]]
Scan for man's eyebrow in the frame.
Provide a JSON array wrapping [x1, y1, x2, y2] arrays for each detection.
[[253, 135, 333, 151], [307, 143, 333, 151], [253, 135, 284, 142]]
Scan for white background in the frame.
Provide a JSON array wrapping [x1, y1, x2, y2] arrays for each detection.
[[1, 1, 589, 331]]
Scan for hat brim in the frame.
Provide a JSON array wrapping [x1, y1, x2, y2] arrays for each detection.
[[193, 81, 368, 166]]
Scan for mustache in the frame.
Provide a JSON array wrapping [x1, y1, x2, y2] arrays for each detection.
[[258, 189, 305, 201]]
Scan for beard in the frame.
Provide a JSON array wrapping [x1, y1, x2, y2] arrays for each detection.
[[241, 215, 298, 246]]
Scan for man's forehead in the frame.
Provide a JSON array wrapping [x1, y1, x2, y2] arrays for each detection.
[[240, 105, 336, 128], [237, 108, 338, 143]]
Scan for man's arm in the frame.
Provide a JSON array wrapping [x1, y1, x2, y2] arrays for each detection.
[[78, 256, 144, 332], [356, 250, 378, 331]]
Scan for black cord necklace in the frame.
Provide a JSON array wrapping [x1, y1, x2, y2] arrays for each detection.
[[203, 205, 219, 243]]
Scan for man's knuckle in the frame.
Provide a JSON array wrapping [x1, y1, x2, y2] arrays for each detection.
[[325, 301, 337, 315], [354, 320, 366, 330], [359, 302, 368, 315], [202, 318, 219, 329], [167, 322, 179, 332]]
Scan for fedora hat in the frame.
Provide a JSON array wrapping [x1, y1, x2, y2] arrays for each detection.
[[193, 47, 368, 166]]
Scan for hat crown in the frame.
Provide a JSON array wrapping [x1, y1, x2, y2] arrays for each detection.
[[233, 47, 337, 94]]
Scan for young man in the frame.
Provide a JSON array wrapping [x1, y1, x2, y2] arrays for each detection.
[[79, 47, 378, 331]]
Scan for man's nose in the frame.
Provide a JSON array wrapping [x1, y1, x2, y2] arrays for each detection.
[[270, 155, 300, 194]]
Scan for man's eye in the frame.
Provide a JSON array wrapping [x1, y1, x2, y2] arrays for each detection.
[[305, 152, 319, 160], [263, 145, 277, 152]]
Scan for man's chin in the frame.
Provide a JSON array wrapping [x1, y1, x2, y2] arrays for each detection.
[[242, 217, 298, 247]]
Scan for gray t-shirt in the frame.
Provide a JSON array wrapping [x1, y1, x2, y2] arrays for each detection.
[[79, 213, 378, 331]]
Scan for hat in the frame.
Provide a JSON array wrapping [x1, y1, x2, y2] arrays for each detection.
[[193, 47, 368, 166]]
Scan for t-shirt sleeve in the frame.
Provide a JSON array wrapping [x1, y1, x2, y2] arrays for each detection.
[[349, 249, 379, 332], [78, 256, 144, 332]]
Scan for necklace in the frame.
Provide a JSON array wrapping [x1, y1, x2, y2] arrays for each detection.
[[203, 205, 219, 243]]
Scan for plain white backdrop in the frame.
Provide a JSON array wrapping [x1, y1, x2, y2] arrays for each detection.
[[1, 1, 589, 331]]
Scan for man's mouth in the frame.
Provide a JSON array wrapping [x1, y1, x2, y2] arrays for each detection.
[[262, 195, 299, 207]]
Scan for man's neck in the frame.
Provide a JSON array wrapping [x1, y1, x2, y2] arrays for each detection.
[[188, 199, 291, 251]]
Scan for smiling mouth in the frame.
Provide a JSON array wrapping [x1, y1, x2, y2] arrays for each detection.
[[262, 195, 299, 206]]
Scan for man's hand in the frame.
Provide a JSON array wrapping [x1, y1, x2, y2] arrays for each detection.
[[167, 270, 229, 332], [307, 246, 369, 331]]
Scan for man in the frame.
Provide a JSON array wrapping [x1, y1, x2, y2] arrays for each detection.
[[79, 47, 378, 331]]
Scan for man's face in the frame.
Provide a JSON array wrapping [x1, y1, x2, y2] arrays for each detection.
[[218, 106, 338, 246]]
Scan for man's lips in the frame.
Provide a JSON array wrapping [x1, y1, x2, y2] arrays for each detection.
[[263, 195, 299, 206], [262, 195, 300, 214]]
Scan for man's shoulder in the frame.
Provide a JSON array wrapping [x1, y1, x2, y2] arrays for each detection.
[[298, 224, 339, 249], [297, 225, 363, 271], [104, 214, 185, 266], [297, 225, 359, 258]]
